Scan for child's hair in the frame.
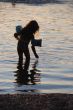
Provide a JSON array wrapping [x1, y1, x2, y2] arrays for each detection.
[[25, 20, 39, 34]]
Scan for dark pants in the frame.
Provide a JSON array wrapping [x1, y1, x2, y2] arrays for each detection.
[[17, 42, 30, 70]]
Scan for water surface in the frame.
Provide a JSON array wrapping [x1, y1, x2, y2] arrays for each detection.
[[0, 1, 73, 94]]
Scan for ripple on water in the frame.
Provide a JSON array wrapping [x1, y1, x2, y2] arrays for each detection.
[[0, 2, 73, 94]]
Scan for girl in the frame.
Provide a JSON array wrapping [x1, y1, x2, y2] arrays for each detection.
[[14, 20, 39, 70]]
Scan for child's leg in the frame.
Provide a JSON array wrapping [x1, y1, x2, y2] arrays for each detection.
[[23, 48, 30, 70], [17, 47, 23, 67]]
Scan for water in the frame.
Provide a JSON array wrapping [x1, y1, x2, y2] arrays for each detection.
[[0, 0, 73, 94]]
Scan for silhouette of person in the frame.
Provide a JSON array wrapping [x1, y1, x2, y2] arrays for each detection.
[[14, 20, 39, 70]]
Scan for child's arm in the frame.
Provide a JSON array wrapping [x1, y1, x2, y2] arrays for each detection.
[[31, 35, 39, 58], [31, 45, 39, 58]]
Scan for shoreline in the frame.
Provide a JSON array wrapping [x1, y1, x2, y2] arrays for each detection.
[[0, 93, 73, 110]]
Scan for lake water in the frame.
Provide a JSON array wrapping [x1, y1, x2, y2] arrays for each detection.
[[0, 0, 73, 94]]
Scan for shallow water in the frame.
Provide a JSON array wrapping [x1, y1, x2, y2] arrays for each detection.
[[0, 1, 73, 94]]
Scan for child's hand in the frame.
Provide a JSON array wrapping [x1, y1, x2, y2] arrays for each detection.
[[14, 33, 20, 40], [35, 54, 39, 58], [14, 33, 18, 37]]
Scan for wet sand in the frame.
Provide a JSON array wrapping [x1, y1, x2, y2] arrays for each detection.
[[0, 93, 73, 110]]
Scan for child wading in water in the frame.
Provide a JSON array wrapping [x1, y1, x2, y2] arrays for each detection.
[[14, 20, 39, 70]]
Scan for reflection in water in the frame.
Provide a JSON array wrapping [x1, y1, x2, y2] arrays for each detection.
[[15, 59, 40, 86], [30, 59, 40, 84]]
